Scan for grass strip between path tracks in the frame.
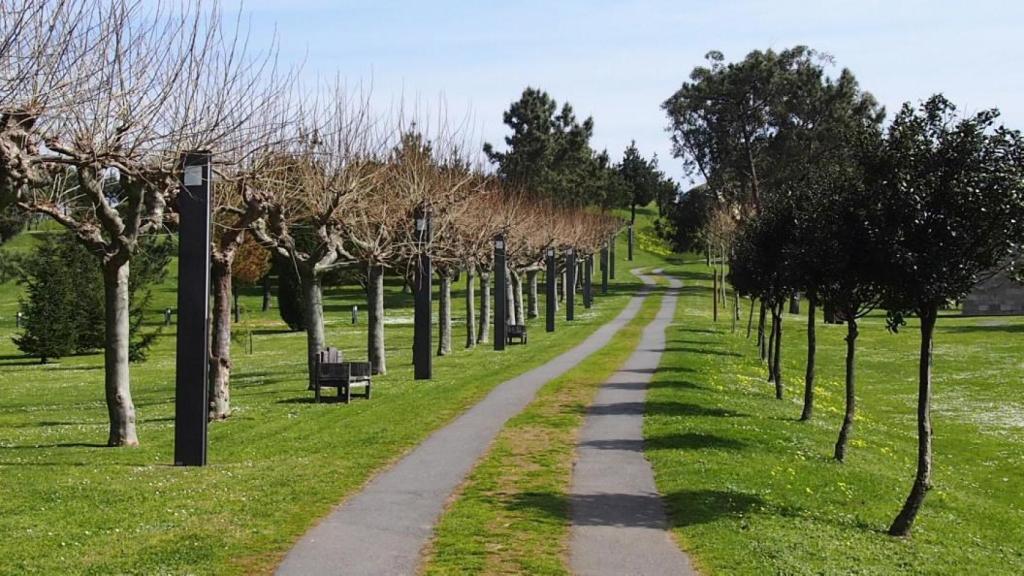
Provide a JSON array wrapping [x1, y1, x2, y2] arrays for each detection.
[[422, 289, 665, 576]]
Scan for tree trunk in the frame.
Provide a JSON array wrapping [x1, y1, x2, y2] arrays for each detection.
[[437, 271, 452, 356], [712, 269, 719, 322], [262, 274, 272, 311], [511, 269, 524, 325], [506, 266, 517, 326], [302, 268, 326, 387], [209, 258, 233, 420], [766, 306, 776, 378], [102, 260, 138, 447], [773, 304, 783, 399], [527, 270, 539, 319], [758, 300, 767, 361], [800, 295, 817, 422], [888, 306, 937, 537], [731, 290, 738, 333], [630, 202, 636, 223], [477, 270, 490, 344], [834, 316, 858, 461], [367, 263, 386, 374], [465, 268, 476, 348], [746, 297, 755, 339]]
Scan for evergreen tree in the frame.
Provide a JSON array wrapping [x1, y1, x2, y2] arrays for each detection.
[[13, 235, 83, 362], [617, 141, 659, 221], [276, 255, 306, 331]]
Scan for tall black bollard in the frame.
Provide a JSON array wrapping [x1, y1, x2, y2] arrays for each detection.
[[609, 233, 616, 279], [566, 248, 576, 321], [601, 243, 609, 295], [413, 207, 432, 380], [628, 224, 634, 261], [174, 151, 212, 467], [583, 255, 593, 309], [545, 247, 556, 332], [494, 234, 507, 350]]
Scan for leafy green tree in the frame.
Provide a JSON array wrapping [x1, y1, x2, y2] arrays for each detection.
[[657, 184, 712, 253], [880, 96, 1024, 537], [663, 47, 881, 215], [275, 255, 306, 331], [0, 205, 27, 243], [729, 202, 795, 398]]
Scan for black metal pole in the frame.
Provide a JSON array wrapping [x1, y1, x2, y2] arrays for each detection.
[[566, 248, 576, 321], [583, 255, 592, 309], [174, 151, 212, 467], [601, 243, 609, 295], [628, 224, 634, 261], [413, 207, 432, 380], [494, 234, 507, 350], [545, 248, 556, 332], [609, 234, 616, 279]]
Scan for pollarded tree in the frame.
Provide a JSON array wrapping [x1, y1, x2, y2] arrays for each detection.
[[880, 96, 1024, 537], [252, 87, 385, 383], [3, 1, 273, 446]]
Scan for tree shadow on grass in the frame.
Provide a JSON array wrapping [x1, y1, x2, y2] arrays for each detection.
[[662, 347, 740, 357], [580, 432, 747, 452], [942, 322, 1024, 334], [507, 488, 774, 529], [0, 442, 108, 450], [581, 401, 746, 418]]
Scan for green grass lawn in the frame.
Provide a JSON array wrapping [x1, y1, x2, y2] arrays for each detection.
[[646, 258, 1024, 575], [0, 211, 658, 575]]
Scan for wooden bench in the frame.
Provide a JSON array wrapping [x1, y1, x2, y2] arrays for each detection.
[[312, 347, 372, 403], [506, 324, 528, 345]]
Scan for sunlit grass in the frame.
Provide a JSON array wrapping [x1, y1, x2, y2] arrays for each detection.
[[646, 257, 1024, 575]]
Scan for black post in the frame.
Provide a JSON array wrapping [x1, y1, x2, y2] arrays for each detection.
[[413, 206, 432, 380], [601, 243, 609, 295], [566, 248, 576, 321], [583, 255, 593, 309], [628, 225, 635, 261], [609, 234, 616, 279], [174, 151, 212, 467], [494, 234, 507, 350], [545, 248, 556, 333]]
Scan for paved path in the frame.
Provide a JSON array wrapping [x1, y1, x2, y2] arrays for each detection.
[[569, 273, 697, 576], [276, 280, 653, 576]]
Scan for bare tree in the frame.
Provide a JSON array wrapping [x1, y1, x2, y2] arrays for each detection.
[[3, 0, 276, 445]]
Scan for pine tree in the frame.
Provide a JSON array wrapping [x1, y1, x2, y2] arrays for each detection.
[[13, 235, 81, 362]]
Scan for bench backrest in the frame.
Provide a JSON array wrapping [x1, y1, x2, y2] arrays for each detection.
[[318, 347, 341, 364], [348, 362, 372, 379]]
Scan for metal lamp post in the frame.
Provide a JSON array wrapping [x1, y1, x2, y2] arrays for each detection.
[[413, 206, 432, 380], [174, 151, 212, 467], [494, 234, 507, 350]]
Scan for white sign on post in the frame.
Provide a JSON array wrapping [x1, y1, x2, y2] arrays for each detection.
[[184, 165, 203, 187]]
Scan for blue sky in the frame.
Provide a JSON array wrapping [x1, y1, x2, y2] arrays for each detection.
[[224, 0, 1024, 183]]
